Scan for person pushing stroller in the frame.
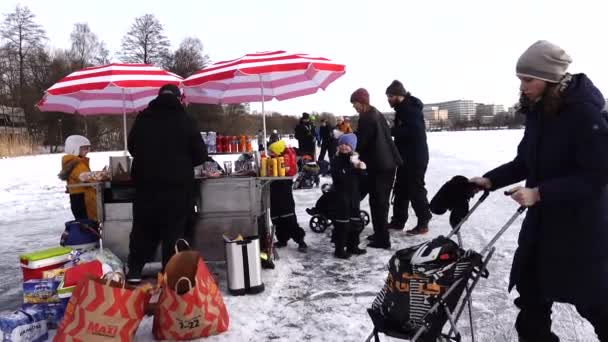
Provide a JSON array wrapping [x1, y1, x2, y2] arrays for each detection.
[[330, 133, 367, 259]]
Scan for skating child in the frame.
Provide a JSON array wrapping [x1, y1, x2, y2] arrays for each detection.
[[58, 135, 97, 221], [331, 133, 367, 259], [268, 140, 308, 252]]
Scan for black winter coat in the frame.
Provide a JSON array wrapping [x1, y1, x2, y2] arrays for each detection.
[[484, 74, 608, 305], [391, 96, 429, 167], [294, 120, 315, 155], [128, 95, 207, 187], [331, 153, 364, 220], [356, 106, 403, 171], [320, 125, 332, 146], [270, 180, 296, 218]]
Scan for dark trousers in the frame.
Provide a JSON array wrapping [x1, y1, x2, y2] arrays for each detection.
[[334, 218, 363, 252], [69, 193, 88, 220], [361, 169, 395, 244], [515, 264, 608, 341], [391, 165, 432, 228], [318, 142, 336, 162], [128, 185, 193, 272], [273, 214, 305, 244]]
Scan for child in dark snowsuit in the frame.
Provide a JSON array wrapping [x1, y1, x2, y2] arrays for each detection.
[[268, 140, 308, 252], [331, 133, 367, 259]]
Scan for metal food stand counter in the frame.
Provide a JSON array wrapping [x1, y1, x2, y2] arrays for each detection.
[[91, 175, 289, 263]]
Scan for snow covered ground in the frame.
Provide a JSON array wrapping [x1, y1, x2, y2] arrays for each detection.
[[0, 130, 598, 341]]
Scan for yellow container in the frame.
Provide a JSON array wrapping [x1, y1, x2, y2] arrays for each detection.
[[269, 158, 278, 177], [278, 157, 286, 177], [260, 156, 267, 177]]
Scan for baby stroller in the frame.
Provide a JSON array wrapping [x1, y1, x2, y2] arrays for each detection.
[[365, 182, 526, 342], [306, 183, 371, 233], [293, 155, 321, 190]]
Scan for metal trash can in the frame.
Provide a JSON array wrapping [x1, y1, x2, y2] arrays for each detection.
[[223, 235, 265, 295]]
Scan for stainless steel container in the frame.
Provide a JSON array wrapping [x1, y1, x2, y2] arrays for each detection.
[[224, 235, 264, 295]]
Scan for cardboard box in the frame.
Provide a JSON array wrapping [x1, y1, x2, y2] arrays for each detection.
[[23, 279, 61, 304]]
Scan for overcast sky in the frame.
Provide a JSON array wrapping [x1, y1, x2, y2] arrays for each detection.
[[2, 0, 606, 116]]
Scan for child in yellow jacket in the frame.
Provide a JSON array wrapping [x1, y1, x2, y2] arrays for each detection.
[[58, 135, 97, 221]]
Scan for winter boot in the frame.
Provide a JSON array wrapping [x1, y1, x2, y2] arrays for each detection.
[[366, 234, 376, 241], [347, 221, 366, 255], [305, 207, 318, 216], [405, 225, 429, 236], [334, 249, 351, 259], [333, 221, 350, 259], [297, 241, 308, 253], [386, 221, 405, 230], [274, 241, 288, 248]]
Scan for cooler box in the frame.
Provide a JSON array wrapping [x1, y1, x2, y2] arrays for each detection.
[[19, 247, 72, 281], [224, 235, 264, 295]]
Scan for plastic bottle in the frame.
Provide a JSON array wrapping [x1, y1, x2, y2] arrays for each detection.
[[278, 156, 286, 177], [216, 134, 223, 153], [239, 135, 246, 152], [246, 136, 253, 152], [285, 147, 297, 176], [232, 136, 239, 153], [269, 158, 278, 177], [207, 131, 216, 153], [260, 155, 268, 177], [200, 132, 208, 152]]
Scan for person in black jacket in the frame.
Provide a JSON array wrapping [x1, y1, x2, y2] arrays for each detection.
[[471, 41, 608, 341], [351, 88, 403, 249], [294, 112, 315, 156], [331, 133, 367, 258], [318, 119, 335, 162], [385, 80, 432, 235], [126, 84, 207, 282]]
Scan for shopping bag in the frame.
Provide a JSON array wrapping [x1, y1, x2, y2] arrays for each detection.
[[153, 240, 229, 340], [53, 272, 150, 342]]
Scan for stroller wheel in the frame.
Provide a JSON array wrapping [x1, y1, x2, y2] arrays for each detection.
[[309, 215, 328, 233], [360, 210, 371, 227]]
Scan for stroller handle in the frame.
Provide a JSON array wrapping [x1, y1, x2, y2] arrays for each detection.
[[446, 190, 490, 239]]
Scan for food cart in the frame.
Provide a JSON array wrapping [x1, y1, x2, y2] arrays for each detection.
[[87, 154, 291, 263]]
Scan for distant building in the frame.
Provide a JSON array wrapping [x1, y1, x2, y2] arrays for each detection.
[[426, 100, 476, 121], [475, 103, 505, 117], [422, 105, 448, 122], [0, 106, 27, 134]]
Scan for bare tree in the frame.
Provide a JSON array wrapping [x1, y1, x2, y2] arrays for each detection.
[[168, 37, 209, 77], [69, 23, 109, 69], [119, 14, 170, 65], [0, 5, 46, 110]]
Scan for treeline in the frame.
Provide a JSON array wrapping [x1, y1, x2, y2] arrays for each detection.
[[0, 5, 305, 153]]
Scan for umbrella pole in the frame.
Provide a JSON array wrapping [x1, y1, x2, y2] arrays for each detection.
[[122, 88, 128, 155], [260, 75, 268, 152]]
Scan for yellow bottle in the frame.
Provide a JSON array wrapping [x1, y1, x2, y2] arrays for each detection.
[[278, 157, 286, 177], [260, 156, 267, 177], [270, 158, 278, 177]]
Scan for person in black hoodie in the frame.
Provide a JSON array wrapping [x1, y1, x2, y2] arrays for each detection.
[[318, 118, 335, 162], [294, 112, 316, 156], [471, 41, 608, 341], [351, 88, 403, 249], [126, 84, 207, 282], [331, 133, 367, 258], [385, 80, 432, 235]]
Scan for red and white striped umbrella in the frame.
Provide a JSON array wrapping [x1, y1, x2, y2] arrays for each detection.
[[37, 63, 183, 115], [182, 51, 345, 104], [182, 51, 345, 145], [37, 63, 183, 153]]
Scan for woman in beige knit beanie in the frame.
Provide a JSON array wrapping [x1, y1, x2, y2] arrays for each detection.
[[470, 40, 608, 341]]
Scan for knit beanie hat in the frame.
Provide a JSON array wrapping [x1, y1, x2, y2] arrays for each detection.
[[385, 80, 408, 97], [338, 133, 357, 151], [516, 40, 572, 83], [158, 83, 181, 97], [350, 88, 370, 105]]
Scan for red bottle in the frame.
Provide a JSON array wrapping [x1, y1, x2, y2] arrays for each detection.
[[216, 134, 223, 153], [285, 147, 297, 176]]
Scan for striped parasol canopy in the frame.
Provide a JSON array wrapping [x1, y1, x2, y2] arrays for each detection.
[[37, 63, 183, 115], [183, 51, 345, 104]]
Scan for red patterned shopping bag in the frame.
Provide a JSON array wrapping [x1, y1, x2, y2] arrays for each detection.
[[153, 240, 229, 340], [53, 272, 150, 342]]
